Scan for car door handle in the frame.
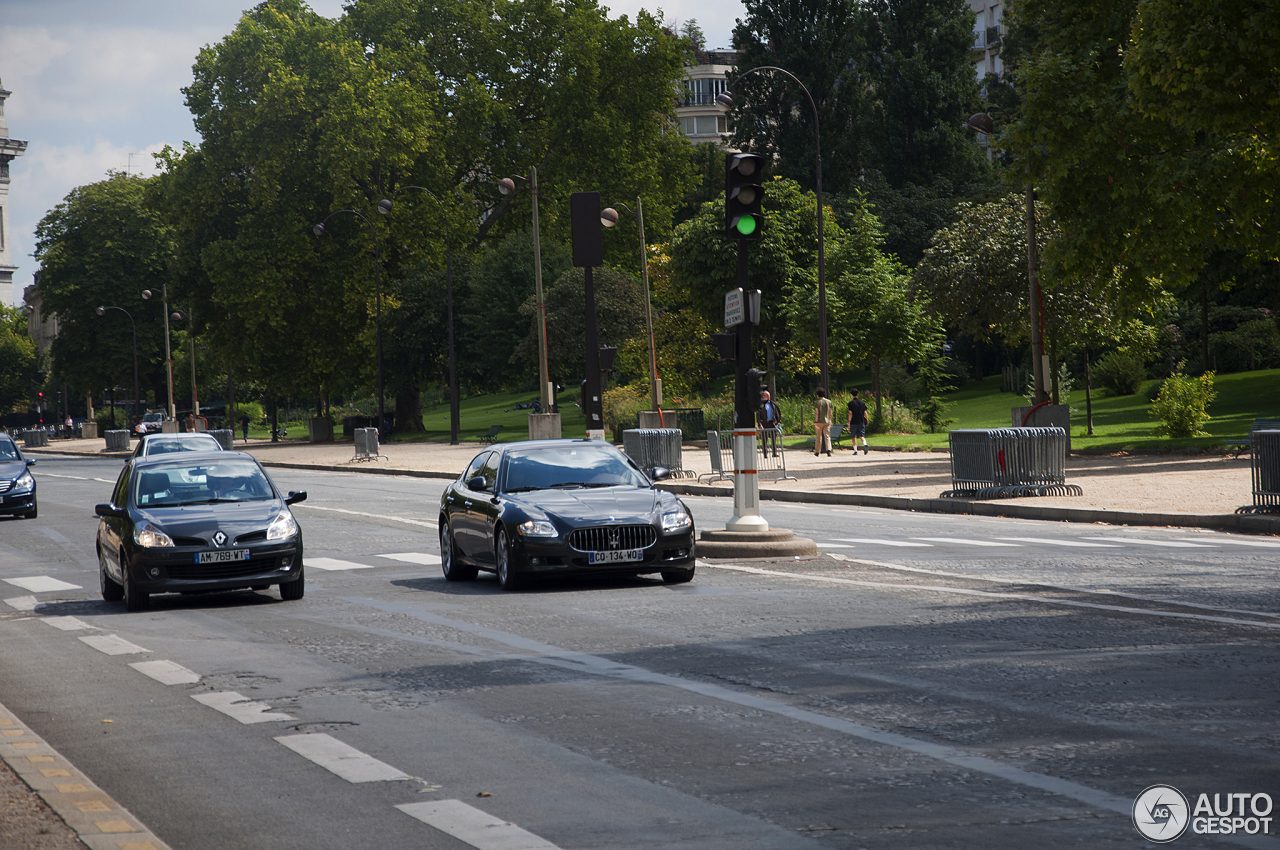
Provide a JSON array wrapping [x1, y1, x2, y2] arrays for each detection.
[[464, 500, 472, 507]]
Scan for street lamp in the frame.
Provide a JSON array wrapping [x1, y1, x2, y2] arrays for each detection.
[[497, 168, 551, 412], [966, 107, 1049, 404], [601, 198, 660, 415], [377, 186, 459, 445], [140, 286, 178, 420], [716, 66, 827, 392], [313, 209, 385, 433], [95, 305, 139, 425]]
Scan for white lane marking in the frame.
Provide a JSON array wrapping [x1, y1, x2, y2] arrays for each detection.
[[294, 504, 435, 528], [3, 576, 82, 592], [5, 596, 38, 611], [28, 472, 92, 480], [1174, 537, 1280, 548], [308, 557, 374, 571], [274, 733, 409, 782], [397, 799, 561, 849], [378, 552, 443, 565], [909, 537, 1022, 547], [130, 660, 200, 685], [832, 538, 932, 548], [708, 562, 1280, 631], [816, 543, 855, 548], [42, 616, 97, 631], [192, 692, 293, 723], [995, 537, 1120, 548], [1082, 536, 1216, 549], [79, 634, 150, 655]]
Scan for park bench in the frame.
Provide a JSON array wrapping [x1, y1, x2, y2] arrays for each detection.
[[479, 424, 503, 445], [1225, 418, 1280, 457]]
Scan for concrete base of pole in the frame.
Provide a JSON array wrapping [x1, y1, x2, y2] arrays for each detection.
[[528, 413, 562, 440], [696, 528, 818, 559]]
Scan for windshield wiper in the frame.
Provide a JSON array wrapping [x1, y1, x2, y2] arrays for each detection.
[[549, 482, 587, 489], [505, 486, 546, 493]]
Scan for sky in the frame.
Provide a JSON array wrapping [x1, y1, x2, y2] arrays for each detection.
[[1, 0, 740, 307]]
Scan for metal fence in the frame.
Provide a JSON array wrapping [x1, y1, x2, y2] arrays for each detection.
[[104, 430, 131, 452], [22, 430, 49, 448], [623, 428, 691, 478], [1237, 430, 1280, 514], [351, 427, 387, 463], [942, 427, 1081, 499], [699, 428, 796, 485]]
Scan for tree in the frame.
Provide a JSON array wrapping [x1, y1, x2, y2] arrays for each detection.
[[33, 173, 171, 405], [0, 305, 39, 414]]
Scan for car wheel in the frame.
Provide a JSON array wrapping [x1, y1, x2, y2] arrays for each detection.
[[441, 521, 477, 582], [99, 549, 123, 602], [279, 565, 305, 601], [661, 565, 695, 584], [495, 528, 523, 591], [122, 566, 150, 612]]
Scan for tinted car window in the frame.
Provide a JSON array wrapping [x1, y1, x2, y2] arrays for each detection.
[[477, 453, 500, 491], [141, 435, 221, 456], [462, 452, 491, 488], [503, 446, 650, 492], [112, 465, 131, 508], [133, 458, 275, 507], [0, 438, 17, 460]]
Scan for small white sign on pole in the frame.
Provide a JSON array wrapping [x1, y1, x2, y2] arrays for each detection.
[[724, 288, 744, 327]]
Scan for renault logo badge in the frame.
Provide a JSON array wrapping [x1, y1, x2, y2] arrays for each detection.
[[212, 531, 227, 547]]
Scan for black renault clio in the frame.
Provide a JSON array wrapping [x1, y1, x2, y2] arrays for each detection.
[[95, 451, 307, 611]]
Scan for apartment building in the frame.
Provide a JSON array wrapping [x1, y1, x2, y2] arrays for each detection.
[[675, 50, 738, 149]]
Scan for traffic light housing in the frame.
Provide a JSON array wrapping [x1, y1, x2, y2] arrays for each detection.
[[745, 368, 766, 404], [725, 153, 765, 240]]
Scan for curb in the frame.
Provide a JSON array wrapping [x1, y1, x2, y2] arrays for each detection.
[[0, 698, 172, 850]]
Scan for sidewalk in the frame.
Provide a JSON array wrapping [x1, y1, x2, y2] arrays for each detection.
[[28, 434, 1280, 534]]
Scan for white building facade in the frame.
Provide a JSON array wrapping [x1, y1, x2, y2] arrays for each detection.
[[676, 50, 738, 148], [0, 77, 29, 310]]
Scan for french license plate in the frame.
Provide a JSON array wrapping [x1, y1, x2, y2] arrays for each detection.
[[196, 549, 250, 564], [588, 548, 643, 565]]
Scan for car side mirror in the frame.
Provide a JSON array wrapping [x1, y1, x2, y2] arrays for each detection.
[[285, 490, 307, 505], [467, 476, 487, 491], [26, 458, 37, 466], [650, 466, 672, 482], [95, 503, 124, 518]]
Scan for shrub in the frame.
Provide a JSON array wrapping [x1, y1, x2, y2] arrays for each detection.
[[1092, 350, 1147, 396], [603, 383, 647, 435], [919, 396, 957, 433], [1150, 369, 1216, 438]]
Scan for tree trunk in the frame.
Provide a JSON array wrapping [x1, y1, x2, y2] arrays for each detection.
[[1084, 347, 1094, 436], [1049, 330, 1060, 405], [766, 341, 777, 399], [871, 356, 883, 423], [395, 383, 424, 433], [1201, 284, 1210, 375]]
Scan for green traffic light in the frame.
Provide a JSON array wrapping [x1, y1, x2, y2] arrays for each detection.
[[735, 215, 757, 236]]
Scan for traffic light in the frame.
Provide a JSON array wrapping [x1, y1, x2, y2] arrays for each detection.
[[746, 368, 766, 404], [725, 153, 765, 240], [710, 333, 737, 361]]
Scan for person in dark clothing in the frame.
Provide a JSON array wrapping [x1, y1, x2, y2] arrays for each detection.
[[239, 414, 250, 443], [846, 389, 869, 455], [757, 391, 781, 457]]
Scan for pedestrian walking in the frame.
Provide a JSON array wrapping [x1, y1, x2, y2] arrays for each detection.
[[846, 389, 870, 455], [813, 388, 833, 457], [757, 391, 781, 457], [239, 414, 250, 443]]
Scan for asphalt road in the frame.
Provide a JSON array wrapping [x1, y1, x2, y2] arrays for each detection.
[[2, 453, 1278, 849]]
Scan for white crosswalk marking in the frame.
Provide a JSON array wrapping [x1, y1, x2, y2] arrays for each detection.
[[3, 576, 81, 592], [130, 660, 201, 685], [377, 552, 443, 565], [79, 634, 150, 655], [42, 616, 97, 631], [832, 538, 932, 548], [192, 692, 293, 723], [3, 596, 37, 611], [275, 733, 409, 783], [396, 800, 562, 849], [1082, 536, 1215, 548], [909, 537, 1022, 547], [995, 537, 1120, 548], [307, 557, 373, 571]]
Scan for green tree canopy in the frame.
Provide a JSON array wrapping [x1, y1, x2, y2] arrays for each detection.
[[0, 305, 40, 414]]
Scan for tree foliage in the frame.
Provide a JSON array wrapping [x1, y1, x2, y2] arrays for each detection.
[[0, 305, 39, 413]]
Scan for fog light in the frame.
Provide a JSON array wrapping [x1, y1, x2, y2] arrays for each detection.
[[282, 556, 294, 569], [148, 567, 160, 578], [530, 557, 545, 566]]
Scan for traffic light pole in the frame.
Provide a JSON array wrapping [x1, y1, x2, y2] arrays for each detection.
[[583, 265, 604, 440], [727, 242, 767, 532]]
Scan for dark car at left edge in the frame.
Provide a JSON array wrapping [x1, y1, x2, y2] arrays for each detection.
[[0, 434, 38, 519], [95, 450, 307, 611]]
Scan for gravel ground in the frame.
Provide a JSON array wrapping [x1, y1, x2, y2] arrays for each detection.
[[0, 756, 84, 850]]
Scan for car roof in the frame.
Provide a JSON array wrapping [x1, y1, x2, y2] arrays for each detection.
[[492, 439, 616, 454]]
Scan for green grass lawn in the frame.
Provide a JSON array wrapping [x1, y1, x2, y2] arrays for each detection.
[[408, 390, 588, 443]]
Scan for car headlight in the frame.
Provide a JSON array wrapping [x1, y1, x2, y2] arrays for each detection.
[[661, 509, 692, 533], [133, 523, 174, 548], [266, 511, 299, 541], [518, 519, 557, 537], [11, 471, 34, 493]]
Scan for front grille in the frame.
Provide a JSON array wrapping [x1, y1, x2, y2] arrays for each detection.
[[0, 480, 13, 493], [236, 530, 267, 545], [568, 525, 656, 553], [173, 536, 207, 547], [165, 557, 282, 581]]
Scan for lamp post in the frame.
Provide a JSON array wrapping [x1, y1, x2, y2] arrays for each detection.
[[716, 66, 827, 392], [95, 305, 139, 424], [313, 209, 385, 432], [377, 186, 459, 445], [141, 286, 177, 420], [601, 198, 660, 414], [498, 168, 551, 412], [966, 107, 1049, 404]]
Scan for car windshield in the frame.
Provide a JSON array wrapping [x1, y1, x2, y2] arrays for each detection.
[[133, 458, 275, 507], [143, 436, 220, 456], [502, 445, 649, 492], [0, 440, 17, 460]]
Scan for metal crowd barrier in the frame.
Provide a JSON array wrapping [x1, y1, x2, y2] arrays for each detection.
[[698, 429, 795, 484], [623, 428, 691, 478], [1237, 430, 1280, 514], [23, 430, 49, 448], [104, 430, 131, 452], [942, 427, 1081, 499], [351, 427, 387, 463], [209, 429, 234, 450]]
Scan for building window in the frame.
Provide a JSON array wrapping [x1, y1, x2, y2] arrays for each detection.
[[684, 77, 727, 107], [682, 115, 725, 136]]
